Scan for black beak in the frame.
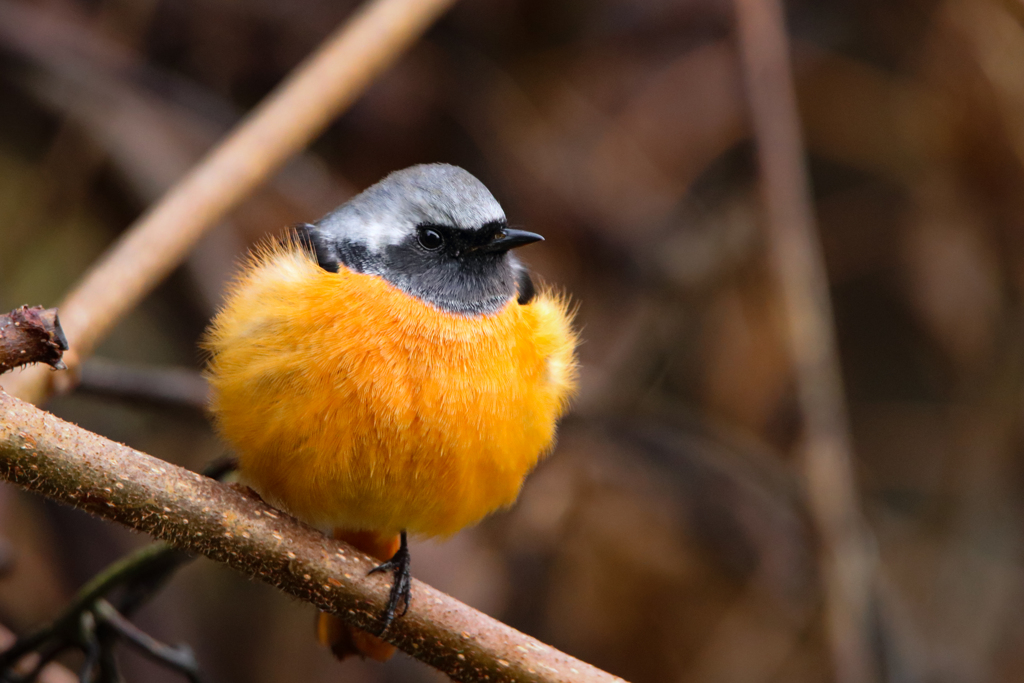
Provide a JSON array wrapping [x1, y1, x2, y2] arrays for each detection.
[[479, 228, 544, 254]]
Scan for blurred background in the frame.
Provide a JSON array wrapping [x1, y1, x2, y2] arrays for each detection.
[[1, 0, 1024, 681]]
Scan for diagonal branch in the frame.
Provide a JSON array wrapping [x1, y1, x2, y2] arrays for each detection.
[[4, 0, 459, 405], [0, 391, 626, 683]]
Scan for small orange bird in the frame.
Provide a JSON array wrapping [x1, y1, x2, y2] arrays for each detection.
[[203, 164, 578, 661]]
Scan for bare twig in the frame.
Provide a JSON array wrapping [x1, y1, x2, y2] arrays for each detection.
[[0, 307, 68, 375], [0, 461, 238, 682], [0, 391, 626, 683], [77, 360, 209, 412], [93, 600, 203, 683], [0, 544, 186, 669], [732, 1, 880, 683], [4, 0, 459, 405]]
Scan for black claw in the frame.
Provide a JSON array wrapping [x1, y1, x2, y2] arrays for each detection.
[[367, 531, 411, 634]]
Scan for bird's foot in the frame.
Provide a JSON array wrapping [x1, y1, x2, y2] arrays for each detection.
[[367, 531, 411, 635]]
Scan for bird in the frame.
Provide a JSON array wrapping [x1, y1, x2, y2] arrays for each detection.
[[202, 163, 578, 661]]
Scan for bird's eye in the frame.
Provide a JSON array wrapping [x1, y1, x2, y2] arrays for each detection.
[[417, 227, 444, 250]]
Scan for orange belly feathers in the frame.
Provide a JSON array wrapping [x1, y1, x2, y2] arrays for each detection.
[[203, 240, 577, 538]]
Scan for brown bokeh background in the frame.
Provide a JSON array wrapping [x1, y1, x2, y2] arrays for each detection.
[[3, 0, 1024, 681]]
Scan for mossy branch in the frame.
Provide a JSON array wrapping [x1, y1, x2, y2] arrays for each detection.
[[0, 390, 625, 683]]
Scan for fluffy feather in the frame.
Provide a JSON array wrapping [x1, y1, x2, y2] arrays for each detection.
[[203, 238, 578, 537]]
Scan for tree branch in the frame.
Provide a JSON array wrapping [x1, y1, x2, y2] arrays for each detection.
[[0, 307, 68, 375], [3, 0, 459, 405], [732, 1, 880, 682], [0, 391, 625, 683]]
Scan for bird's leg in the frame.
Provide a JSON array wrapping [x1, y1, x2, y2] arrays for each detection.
[[367, 531, 411, 634]]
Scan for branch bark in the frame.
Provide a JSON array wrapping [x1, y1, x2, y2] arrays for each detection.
[[732, 1, 880, 683], [0, 307, 68, 375], [0, 391, 625, 683], [3, 0, 458, 405]]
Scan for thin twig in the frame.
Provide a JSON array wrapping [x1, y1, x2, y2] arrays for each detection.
[[0, 544, 178, 668], [4, 0, 459, 405], [732, 1, 879, 683], [0, 461, 233, 682], [0, 391, 625, 683], [77, 614, 99, 683], [77, 360, 209, 413], [93, 602, 201, 683]]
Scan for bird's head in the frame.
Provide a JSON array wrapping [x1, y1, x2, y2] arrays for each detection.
[[301, 164, 542, 315]]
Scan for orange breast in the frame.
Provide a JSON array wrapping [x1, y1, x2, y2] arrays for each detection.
[[203, 242, 577, 536]]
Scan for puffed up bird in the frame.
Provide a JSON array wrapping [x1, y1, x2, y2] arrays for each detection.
[[203, 163, 578, 661]]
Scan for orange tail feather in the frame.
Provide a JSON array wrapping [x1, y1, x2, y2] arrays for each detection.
[[316, 530, 401, 662]]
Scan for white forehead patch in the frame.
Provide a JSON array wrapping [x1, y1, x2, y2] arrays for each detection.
[[316, 164, 506, 253], [337, 217, 407, 252]]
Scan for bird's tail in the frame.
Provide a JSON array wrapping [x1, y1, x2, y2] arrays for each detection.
[[316, 529, 401, 662]]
